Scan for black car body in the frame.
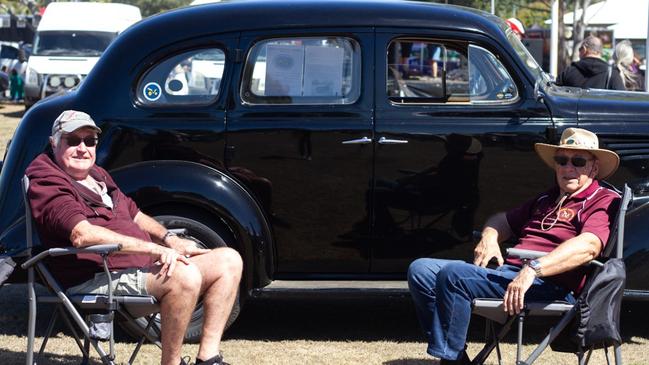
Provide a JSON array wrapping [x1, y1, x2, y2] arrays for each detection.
[[3, 0, 649, 325]]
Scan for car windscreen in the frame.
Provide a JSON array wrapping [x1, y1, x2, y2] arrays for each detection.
[[506, 30, 545, 82], [33, 31, 117, 57]]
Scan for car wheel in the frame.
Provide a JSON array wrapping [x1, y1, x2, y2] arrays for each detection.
[[118, 214, 242, 343]]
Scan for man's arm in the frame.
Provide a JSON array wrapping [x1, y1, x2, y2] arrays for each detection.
[[70, 220, 190, 277], [473, 212, 513, 267], [133, 212, 210, 257], [503, 232, 602, 315]]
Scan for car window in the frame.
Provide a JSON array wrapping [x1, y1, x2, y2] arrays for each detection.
[[387, 39, 518, 104], [241, 37, 361, 105], [137, 48, 225, 106]]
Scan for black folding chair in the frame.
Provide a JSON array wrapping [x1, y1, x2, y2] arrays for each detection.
[[471, 184, 632, 365], [21, 175, 162, 365]]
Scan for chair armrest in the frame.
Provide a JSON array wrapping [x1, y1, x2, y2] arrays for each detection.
[[506, 248, 546, 260], [21, 244, 122, 269]]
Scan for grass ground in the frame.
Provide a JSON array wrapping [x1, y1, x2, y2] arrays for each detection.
[[0, 102, 647, 364]]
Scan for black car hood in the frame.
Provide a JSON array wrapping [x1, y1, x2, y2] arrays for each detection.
[[547, 84, 649, 124], [577, 88, 649, 124]]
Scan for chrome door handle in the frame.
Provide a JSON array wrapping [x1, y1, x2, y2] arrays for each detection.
[[342, 136, 372, 145], [378, 136, 408, 145]]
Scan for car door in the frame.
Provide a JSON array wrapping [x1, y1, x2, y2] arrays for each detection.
[[371, 30, 556, 274], [226, 30, 374, 275]]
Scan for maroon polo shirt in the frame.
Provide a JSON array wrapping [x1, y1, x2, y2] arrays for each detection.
[[26, 153, 155, 289], [505, 180, 620, 294]]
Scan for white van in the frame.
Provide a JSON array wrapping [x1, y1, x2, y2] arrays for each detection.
[[24, 2, 141, 108]]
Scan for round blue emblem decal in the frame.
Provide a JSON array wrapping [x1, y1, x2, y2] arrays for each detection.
[[143, 82, 162, 101]]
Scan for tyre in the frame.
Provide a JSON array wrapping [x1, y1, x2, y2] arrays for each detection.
[[118, 214, 242, 343]]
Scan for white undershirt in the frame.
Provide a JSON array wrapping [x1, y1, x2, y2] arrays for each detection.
[[78, 176, 114, 209]]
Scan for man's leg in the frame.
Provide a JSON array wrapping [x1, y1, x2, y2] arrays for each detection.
[[188, 247, 243, 362], [407, 258, 462, 340], [146, 262, 203, 365]]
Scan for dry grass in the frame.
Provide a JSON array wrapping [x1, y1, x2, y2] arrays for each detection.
[[1, 284, 648, 365], [1, 104, 648, 364]]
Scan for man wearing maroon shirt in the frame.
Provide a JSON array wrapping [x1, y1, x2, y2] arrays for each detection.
[[26, 110, 241, 365], [408, 128, 621, 365]]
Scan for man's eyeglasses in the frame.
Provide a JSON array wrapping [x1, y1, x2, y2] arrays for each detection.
[[63, 135, 99, 147], [553, 155, 591, 168]]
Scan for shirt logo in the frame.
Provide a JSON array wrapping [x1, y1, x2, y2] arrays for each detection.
[[557, 207, 575, 222]]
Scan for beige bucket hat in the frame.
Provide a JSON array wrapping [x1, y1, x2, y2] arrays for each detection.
[[534, 128, 619, 179]]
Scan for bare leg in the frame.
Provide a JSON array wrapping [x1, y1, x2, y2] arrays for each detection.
[[146, 262, 203, 365], [189, 247, 243, 360]]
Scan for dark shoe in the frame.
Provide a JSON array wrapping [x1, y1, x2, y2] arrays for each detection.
[[196, 354, 230, 365], [180, 356, 192, 365], [439, 350, 471, 365]]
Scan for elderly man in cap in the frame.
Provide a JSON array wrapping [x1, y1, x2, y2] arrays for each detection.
[[408, 128, 621, 365], [26, 110, 242, 365]]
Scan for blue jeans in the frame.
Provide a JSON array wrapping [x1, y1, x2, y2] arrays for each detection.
[[407, 258, 575, 361]]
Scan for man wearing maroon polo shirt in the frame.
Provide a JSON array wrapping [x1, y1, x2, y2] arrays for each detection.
[[408, 128, 621, 365], [26, 110, 241, 365]]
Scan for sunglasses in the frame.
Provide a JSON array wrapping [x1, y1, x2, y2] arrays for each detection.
[[63, 135, 99, 147], [553, 155, 592, 168]]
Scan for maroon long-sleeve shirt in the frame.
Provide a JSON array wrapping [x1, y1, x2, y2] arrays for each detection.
[[26, 153, 154, 289]]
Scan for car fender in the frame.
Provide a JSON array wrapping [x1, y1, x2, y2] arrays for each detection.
[[110, 160, 274, 290]]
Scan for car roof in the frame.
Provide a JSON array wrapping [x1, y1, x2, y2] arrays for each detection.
[[135, 0, 505, 40], [81, 0, 513, 103]]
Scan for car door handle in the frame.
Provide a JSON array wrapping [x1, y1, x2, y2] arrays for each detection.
[[342, 136, 372, 145], [378, 136, 408, 145]]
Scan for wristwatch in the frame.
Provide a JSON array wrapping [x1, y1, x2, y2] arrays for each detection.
[[162, 231, 177, 243], [526, 259, 543, 277]]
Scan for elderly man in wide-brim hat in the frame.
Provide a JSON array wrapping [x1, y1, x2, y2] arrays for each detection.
[[408, 128, 621, 365]]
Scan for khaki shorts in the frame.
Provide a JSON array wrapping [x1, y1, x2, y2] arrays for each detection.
[[66, 268, 149, 296]]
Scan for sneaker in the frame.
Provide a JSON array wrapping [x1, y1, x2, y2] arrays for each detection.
[[195, 354, 230, 365], [439, 351, 471, 365]]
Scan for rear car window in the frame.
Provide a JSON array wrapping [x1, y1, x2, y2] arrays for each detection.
[[137, 48, 225, 106], [241, 37, 361, 105], [387, 39, 518, 104]]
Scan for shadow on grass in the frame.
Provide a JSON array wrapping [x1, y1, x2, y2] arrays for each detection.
[[227, 296, 649, 344], [0, 350, 102, 365], [3, 283, 649, 345]]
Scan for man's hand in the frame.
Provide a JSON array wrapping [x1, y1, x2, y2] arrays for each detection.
[[503, 265, 536, 315], [154, 246, 191, 277], [473, 236, 504, 268], [167, 236, 211, 257]]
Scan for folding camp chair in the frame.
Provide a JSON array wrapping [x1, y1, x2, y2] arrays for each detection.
[[471, 184, 632, 365], [20, 175, 163, 365]]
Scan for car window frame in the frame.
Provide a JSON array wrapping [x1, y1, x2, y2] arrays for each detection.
[[239, 35, 363, 106], [385, 36, 520, 106], [134, 45, 229, 109]]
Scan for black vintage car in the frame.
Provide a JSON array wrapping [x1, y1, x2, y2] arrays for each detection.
[[2, 0, 649, 339]]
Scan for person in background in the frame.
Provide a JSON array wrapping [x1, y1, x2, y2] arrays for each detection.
[[506, 18, 525, 40], [614, 40, 645, 91], [9, 68, 24, 102], [556, 35, 625, 90]]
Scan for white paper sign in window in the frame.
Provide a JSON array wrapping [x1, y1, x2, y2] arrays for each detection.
[[303, 46, 344, 97], [265, 45, 305, 96]]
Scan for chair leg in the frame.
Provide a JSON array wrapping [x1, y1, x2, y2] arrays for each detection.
[[81, 338, 90, 365], [614, 342, 622, 365], [516, 313, 525, 364], [128, 314, 157, 365], [26, 268, 36, 365], [472, 315, 517, 365]]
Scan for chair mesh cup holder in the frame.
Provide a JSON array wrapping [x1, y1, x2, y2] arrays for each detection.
[[87, 312, 114, 341]]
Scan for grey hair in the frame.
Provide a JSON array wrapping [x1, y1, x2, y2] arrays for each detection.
[[615, 40, 637, 89], [581, 35, 603, 55], [51, 130, 63, 148]]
